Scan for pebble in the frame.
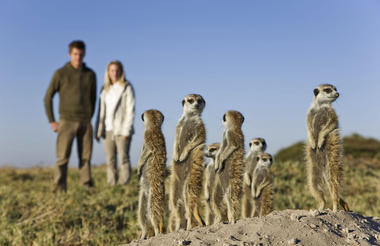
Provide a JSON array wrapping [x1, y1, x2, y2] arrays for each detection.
[[309, 210, 320, 217], [287, 238, 300, 245], [309, 224, 318, 229], [290, 214, 300, 221], [178, 240, 191, 245]]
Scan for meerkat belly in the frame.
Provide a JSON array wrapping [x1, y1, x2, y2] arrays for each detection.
[[178, 121, 197, 150], [311, 110, 329, 138]]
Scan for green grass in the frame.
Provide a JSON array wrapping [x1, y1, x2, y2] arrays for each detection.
[[1, 133, 379, 245]]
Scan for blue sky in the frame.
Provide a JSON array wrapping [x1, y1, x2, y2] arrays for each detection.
[[0, 0, 379, 167]]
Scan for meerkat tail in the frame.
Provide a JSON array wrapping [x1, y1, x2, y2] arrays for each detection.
[[340, 198, 350, 212]]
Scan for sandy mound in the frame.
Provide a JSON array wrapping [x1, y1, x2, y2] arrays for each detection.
[[125, 210, 380, 246]]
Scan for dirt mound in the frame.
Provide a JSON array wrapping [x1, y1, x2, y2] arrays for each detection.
[[125, 210, 380, 246]]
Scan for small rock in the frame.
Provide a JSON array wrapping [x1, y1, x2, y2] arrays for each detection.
[[309, 224, 318, 229], [290, 214, 300, 221], [309, 210, 320, 217], [178, 240, 191, 245], [342, 228, 354, 234], [229, 235, 240, 241], [334, 223, 340, 229], [287, 238, 300, 245]]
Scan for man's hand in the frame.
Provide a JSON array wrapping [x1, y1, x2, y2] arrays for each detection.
[[50, 122, 59, 132]]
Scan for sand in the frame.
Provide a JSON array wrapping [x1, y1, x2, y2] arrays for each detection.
[[125, 209, 380, 246]]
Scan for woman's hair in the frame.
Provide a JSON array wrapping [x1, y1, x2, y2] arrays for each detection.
[[104, 60, 127, 91]]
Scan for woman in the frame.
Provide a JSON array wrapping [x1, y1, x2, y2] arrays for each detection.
[[96, 60, 135, 185]]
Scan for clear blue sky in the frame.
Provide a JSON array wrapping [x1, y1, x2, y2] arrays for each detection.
[[0, 0, 379, 167]]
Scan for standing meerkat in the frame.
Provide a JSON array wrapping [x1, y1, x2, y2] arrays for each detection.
[[242, 138, 267, 218], [204, 143, 220, 226], [137, 110, 166, 239], [251, 153, 274, 217], [306, 84, 349, 212], [213, 110, 245, 224], [168, 94, 206, 232]]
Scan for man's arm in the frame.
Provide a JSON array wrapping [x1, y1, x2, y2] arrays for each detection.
[[90, 72, 97, 118], [44, 71, 60, 131]]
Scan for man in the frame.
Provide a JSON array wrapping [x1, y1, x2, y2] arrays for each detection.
[[44, 40, 97, 192]]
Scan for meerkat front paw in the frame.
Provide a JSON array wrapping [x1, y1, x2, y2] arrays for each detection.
[[217, 160, 225, 173], [309, 139, 317, 150], [317, 137, 325, 151], [172, 151, 180, 162], [178, 151, 188, 162]]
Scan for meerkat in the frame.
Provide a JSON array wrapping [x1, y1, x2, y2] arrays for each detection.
[[203, 143, 220, 226], [306, 84, 349, 212], [242, 138, 267, 218], [251, 153, 274, 217], [137, 110, 166, 239], [213, 110, 245, 224], [168, 94, 206, 232]]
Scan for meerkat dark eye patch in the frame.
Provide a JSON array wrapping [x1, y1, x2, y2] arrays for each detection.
[[188, 98, 194, 104], [210, 148, 216, 152], [323, 88, 332, 93], [263, 158, 267, 162], [141, 113, 144, 121], [254, 141, 260, 145]]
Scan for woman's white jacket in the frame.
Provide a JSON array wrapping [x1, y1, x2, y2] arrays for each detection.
[[95, 81, 135, 140]]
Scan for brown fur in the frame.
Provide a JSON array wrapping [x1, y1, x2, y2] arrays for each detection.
[[242, 138, 266, 218], [251, 153, 273, 217], [137, 110, 166, 239], [204, 143, 220, 225], [168, 94, 206, 231], [213, 110, 245, 224], [306, 84, 349, 212]]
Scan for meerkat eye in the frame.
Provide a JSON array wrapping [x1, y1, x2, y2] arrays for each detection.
[[187, 98, 194, 104], [223, 114, 226, 122], [210, 148, 216, 152], [323, 88, 332, 93], [263, 158, 267, 162]]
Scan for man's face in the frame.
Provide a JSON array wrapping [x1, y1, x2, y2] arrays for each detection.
[[69, 48, 85, 67]]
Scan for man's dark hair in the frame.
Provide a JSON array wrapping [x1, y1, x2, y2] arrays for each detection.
[[69, 40, 86, 53]]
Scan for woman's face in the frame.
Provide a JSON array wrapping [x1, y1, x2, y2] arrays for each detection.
[[108, 64, 121, 83]]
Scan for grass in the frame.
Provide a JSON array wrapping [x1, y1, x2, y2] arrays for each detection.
[[0, 133, 379, 245]]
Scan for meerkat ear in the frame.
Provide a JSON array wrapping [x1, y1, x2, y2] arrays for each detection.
[[182, 99, 185, 106], [249, 142, 252, 147], [256, 157, 260, 162], [223, 114, 226, 122], [313, 88, 319, 96], [241, 115, 245, 123], [141, 113, 144, 121]]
